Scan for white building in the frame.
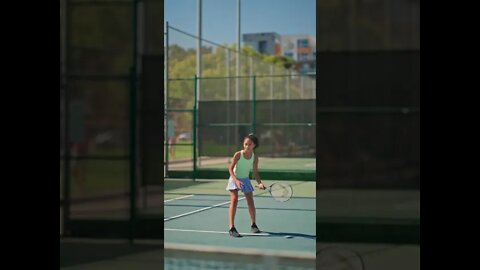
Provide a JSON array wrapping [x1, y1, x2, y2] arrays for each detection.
[[243, 32, 316, 74], [281, 34, 316, 74], [243, 32, 282, 56]]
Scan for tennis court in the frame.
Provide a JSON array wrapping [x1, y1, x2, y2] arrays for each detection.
[[164, 178, 316, 268], [59, 178, 419, 270]]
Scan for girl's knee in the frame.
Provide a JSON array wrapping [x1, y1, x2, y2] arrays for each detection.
[[245, 194, 255, 204], [230, 193, 239, 202]]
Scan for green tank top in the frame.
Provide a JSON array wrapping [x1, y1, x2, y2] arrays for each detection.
[[234, 150, 254, 179]]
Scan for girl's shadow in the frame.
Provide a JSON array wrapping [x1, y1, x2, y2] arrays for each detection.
[[247, 231, 316, 240]]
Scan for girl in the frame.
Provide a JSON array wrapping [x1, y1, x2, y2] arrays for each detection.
[[226, 133, 266, 237]]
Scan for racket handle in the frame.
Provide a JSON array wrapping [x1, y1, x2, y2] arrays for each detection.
[[255, 184, 271, 192], [255, 184, 267, 190]]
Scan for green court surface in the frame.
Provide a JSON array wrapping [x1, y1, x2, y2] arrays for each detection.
[[164, 179, 315, 198], [60, 179, 419, 269], [164, 179, 419, 219], [164, 179, 316, 257]]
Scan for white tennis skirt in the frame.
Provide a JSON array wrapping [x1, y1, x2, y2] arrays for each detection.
[[226, 176, 254, 193]]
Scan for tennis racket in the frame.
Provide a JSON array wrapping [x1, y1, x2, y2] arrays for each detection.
[[257, 182, 293, 202]]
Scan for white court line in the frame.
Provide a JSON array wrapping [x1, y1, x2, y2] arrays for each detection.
[[165, 228, 271, 236], [164, 196, 246, 222], [164, 194, 194, 203]]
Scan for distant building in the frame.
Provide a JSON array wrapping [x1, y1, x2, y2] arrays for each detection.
[[243, 32, 316, 74], [243, 32, 282, 56], [281, 34, 316, 74]]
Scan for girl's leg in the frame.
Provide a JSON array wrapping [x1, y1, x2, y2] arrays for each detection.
[[244, 192, 256, 225], [229, 190, 239, 229]]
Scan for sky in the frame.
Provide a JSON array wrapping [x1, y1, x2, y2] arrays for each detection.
[[165, 0, 316, 47]]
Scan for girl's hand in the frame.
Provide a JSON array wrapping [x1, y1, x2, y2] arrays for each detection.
[[257, 183, 266, 190], [235, 179, 243, 189]]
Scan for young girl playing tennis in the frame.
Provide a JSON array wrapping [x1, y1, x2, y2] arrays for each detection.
[[226, 133, 266, 237]]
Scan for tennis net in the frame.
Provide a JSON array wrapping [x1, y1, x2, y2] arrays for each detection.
[[164, 243, 316, 270]]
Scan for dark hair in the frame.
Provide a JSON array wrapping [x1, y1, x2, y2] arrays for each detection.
[[244, 133, 259, 149]]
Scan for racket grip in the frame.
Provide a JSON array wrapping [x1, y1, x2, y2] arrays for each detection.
[[256, 184, 268, 191]]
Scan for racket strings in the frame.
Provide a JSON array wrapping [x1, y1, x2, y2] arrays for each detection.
[[269, 183, 293, 202]]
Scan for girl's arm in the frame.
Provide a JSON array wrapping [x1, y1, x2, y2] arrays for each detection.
[[253, 155, 265, 189], [229, 152, 242, 186]]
